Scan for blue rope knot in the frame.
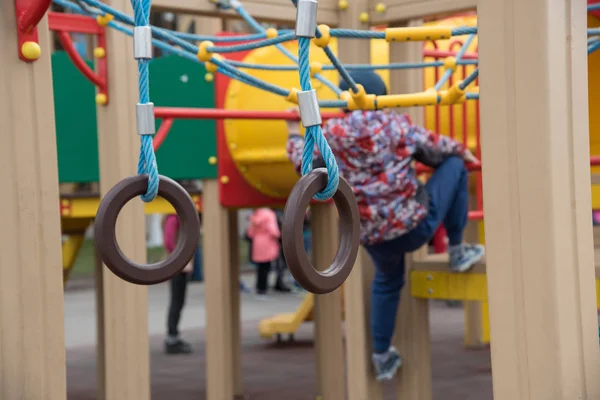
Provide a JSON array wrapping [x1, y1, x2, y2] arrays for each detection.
[[298, 37, 339, 200]]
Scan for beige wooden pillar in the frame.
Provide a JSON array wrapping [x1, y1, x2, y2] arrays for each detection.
[[336, 2, 382, 399], [463, 221, 488, 348], [95, 1, 149, 399], [389, 19, 433, 400], [0, 7, 66, 400], [228, 209, 243, 396], [478, 0, 600, 398], [202, 180, 236, 400], [311, 203, 346, 399]]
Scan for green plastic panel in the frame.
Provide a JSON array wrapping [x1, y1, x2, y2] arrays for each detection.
[[52, 52, 217, 183], [53, 51, 99, 183], [151, 55, 217, 180]]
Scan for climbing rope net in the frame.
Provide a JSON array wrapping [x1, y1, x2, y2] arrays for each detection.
[[64, 0, 600, 288], [53, 0, 600, 201]]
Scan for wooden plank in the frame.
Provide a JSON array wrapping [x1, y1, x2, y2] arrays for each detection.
[[151, 0, 339, 25], [368, 0, 476, 25], [344, 249, 383, 400], [336, 1, 381, 398], [388, 19, 432, 400], [478, 0, 600, 397], [202, 180, 234, 400], [228, 209, 243, 396], [311, 203, 346, 400], [0, 8, 66, 399], [95, 0, 150, 398]]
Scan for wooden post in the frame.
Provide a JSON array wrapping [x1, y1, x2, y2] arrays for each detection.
[[228, 209, 243, 396], [463, 220, 489, 348], [478, 0, 600, 398], [311, 203, 345, 399], [344, 249, 383, 400], [389, 19, 433, 400], [95, 0, 150, 398], [202, 180, 235, 400], [337, 2, 382, 399], [0, 8, 66, 399]]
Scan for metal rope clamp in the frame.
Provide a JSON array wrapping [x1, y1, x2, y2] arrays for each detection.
[[94, 24, 201, 285], [282, 1, 360, 294]]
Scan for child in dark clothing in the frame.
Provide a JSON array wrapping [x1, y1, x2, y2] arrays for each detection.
[[285, 70, 484, 381]]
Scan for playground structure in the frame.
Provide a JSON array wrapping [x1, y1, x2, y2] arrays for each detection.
[[3, 0, 600, 400]]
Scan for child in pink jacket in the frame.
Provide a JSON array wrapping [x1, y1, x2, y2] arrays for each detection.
[[247, 208, 281, 295]]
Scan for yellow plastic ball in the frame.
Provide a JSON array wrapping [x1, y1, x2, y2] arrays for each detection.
[[338, 0, 348, 10], [21, 41, 41, 61], [205, 73, 214, 82], [265, 27, 278, 39], [93, 47, 106, 58], [220, 175, 230, 184], [208, 156, 217, 165], [95, 93, 108, 105], [359, 12, 369, 23], [375, 3, 386, 13]]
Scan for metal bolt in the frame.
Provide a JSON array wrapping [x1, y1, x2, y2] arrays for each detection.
[[427, 288, 434, 294], [427, 274, 433, 281]]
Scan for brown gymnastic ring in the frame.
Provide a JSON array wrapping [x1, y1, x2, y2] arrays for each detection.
[[282, 168, 360, 294], [94, 175, 200, 285]]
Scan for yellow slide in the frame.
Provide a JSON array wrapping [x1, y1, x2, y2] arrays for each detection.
[[259, 294, 314, 341]]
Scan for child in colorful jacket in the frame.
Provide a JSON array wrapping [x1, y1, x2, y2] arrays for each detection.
[[285, 70, 485, 381]]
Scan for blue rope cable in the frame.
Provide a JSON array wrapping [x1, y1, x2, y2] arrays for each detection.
[[589, 28, 600, 36], [131, 0, 158, 202], [172, 30, 292, 43], [234, 2, 342, 96], [56, 0, 292, 99], [211, 58, 291, 96], [466, 93, 479, 100], [298, 37, 339, 201], [226, 59, 478, 71], [589, 40, 600, 55], [206, 32, 296, 53], [434, 33, 475, 91], [589, 3, 600, 11], [451, 26, 477, 36], [329, 29, 385, 39], [459, 68, 479, 90]]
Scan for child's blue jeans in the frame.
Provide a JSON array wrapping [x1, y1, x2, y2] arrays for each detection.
[[364, 156, 469, 353]]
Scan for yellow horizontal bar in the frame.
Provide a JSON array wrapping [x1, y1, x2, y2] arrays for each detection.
[[60, 194, 202, 219], [376, 91, 439, 108], [413, 270, 600, 308], [233, 149, 290, 163], [385, 26, 452, 42]]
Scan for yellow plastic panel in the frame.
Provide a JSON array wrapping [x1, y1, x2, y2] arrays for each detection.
[[224, 39, 390, 198], [423, 14, 478, 149]]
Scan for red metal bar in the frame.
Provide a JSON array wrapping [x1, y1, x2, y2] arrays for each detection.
[[461, 65, 469, 148], [57, 31, 105, 87], [416, 161, 481, 174], [153, 119, 174, 151], [18, 0, 52, 32], [591, 156, 600, 166], [432, 225, 448, 253], [423, 49, 478, 60], [154, 107, 346, 121], [96, 27, 108, 104], [48, 12, 103, 34], [468, 210, 484, 220], [448, 73, 455, 139]]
